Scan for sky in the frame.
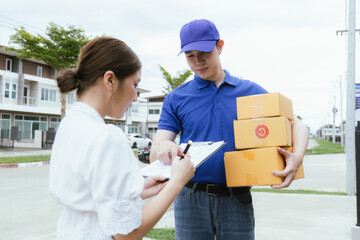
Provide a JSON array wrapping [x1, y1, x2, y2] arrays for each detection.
[[0, 0, 359, 134]]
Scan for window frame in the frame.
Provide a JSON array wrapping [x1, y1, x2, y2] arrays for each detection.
[[4, 81, 17, 100], [40, 87, 57, 102], [5, 58, 12, 72], [37, 66, 43, 77]]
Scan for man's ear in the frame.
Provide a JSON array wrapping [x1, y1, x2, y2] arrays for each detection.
[[216, 40, 224, 55], [103, 70, 115, 92]]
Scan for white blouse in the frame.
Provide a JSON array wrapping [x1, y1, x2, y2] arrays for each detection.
[[49, 102, 144, 240]]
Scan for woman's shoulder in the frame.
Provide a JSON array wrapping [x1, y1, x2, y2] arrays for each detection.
[[91, 123, 128, 145]]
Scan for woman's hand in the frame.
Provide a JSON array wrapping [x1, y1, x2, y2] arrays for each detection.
[[140, 175, 168, 200], [169, 156, 195, 187]]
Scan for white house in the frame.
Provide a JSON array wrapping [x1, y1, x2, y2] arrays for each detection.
[[0, 46, 164, 147]]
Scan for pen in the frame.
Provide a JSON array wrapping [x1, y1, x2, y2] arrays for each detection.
[[179, 140, 192, 160]]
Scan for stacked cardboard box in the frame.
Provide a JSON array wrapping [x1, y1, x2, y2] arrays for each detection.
[[224, 92, 304, 187]]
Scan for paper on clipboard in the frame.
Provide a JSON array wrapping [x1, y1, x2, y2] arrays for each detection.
[[140, 141, 226, 179]]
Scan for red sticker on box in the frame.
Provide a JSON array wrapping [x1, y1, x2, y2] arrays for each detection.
[[255, 125, 269, 139]]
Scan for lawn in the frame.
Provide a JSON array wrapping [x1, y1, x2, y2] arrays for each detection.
[[0, 154, 51, 164], [306, 138, 345, 155], [146, 228, 175, 240]]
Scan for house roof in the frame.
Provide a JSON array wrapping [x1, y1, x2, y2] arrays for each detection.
[[0, 45, 49, 65]]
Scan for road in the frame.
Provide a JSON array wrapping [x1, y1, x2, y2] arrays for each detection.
[[0, 141, 356, 240]]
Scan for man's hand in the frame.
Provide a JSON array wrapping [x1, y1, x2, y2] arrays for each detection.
[[140, 175, 168, 200], [271, 147, 303, 189], [156, 140, 183, 165]]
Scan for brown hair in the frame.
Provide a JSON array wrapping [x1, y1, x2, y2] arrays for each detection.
[[57, 37, 141, 95]]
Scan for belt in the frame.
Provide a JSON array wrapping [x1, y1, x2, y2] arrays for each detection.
[[185, 181, 250, 196]]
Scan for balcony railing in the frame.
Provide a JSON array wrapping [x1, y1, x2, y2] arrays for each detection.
[[23, 97, 37, 106]]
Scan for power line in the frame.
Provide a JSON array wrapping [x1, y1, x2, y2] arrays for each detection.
[[0, 14, 44, 33], [0, 22, 15, 31]]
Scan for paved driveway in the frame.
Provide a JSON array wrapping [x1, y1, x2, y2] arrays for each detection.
[[0, 148, 356, 240]]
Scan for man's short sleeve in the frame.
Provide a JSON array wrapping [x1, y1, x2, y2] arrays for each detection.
[[158, 93, 181, 134]]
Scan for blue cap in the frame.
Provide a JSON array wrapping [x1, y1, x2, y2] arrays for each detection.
[[178, 19, 220, 56]]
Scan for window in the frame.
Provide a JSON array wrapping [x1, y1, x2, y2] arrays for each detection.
[[50, 117, 61, 130], [5, 83, 10, 98], [14, 114, 48, 140], [11, 84, 16, 99], [130, 102, 139, 113], [128, 123, 139, 134], [66, 92, 75, 104], [37, 66, 43, 77], [41, 88, 57, 102], [4, 82, 17, 99], [0, 114, 11, 139], [148, 127, 157, 134], [6, 59, 12, 71], [149, 109, 160, 115]]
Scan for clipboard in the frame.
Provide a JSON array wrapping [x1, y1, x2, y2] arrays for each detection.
[[140, 141, 227, 179]]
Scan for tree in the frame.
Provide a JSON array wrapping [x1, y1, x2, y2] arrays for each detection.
[[159, 65, 192, 95], [6, 22, 91, 118]]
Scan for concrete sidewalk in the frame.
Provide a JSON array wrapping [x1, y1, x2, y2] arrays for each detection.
[[152, 152, 357, 240], [0, 148, 52, 157], [0, 141, 358, 240]]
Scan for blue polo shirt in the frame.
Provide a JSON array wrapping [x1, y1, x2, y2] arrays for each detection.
[[158, 70, 267, 185]]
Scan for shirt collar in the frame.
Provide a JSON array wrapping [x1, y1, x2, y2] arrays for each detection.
[[192, 69, 237, 89], [222, 70, 237, 87], [69, 101, 104, 123]]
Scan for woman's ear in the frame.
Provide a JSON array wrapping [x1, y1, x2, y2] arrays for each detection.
[[103, 71, 115, 92], [216, 40, 224, 55]]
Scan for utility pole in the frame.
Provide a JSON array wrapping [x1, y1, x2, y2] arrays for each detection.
[[336, 0, 359, 196], [345, 0, 356, 197], [340, 76, 344, 147]]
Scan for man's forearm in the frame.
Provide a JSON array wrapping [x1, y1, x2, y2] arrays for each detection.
[[291, 118, 309, 159]]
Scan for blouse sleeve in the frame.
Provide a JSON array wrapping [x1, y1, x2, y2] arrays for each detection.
[[81, 124, 144, 236]]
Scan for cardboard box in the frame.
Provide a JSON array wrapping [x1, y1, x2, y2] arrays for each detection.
[[234, 116, 292, 150], [236, 92, 294, 121], [224, 146, 304, 187], [295, 162, 305, 180]]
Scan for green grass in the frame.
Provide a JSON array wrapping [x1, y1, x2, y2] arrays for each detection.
[[0, 154, 51, 164], [251, 187, 346, 196], [306, 138, 344, 155], [145, 228, 175, 240]]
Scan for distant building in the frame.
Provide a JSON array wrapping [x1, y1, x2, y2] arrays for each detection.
[[0, 46, 163, 147], [141, 94, 165, 139], [317, 123, 345, 143]]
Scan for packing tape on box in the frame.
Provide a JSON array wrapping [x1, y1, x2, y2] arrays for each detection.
[[251, 96, 265, 118], [246, 174, 259, 185], [243, 151, 255, 160]]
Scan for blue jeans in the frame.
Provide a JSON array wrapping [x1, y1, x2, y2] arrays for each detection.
[[174, 184, 254, 240]]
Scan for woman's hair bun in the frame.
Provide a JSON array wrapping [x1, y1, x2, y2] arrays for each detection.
[[57, 69, 80, 94]]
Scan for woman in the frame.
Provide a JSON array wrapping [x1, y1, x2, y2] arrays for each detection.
[[49, 37, 194, 240]]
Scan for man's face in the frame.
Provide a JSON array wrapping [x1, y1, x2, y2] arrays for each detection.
[[184, 42, 223, 81]]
